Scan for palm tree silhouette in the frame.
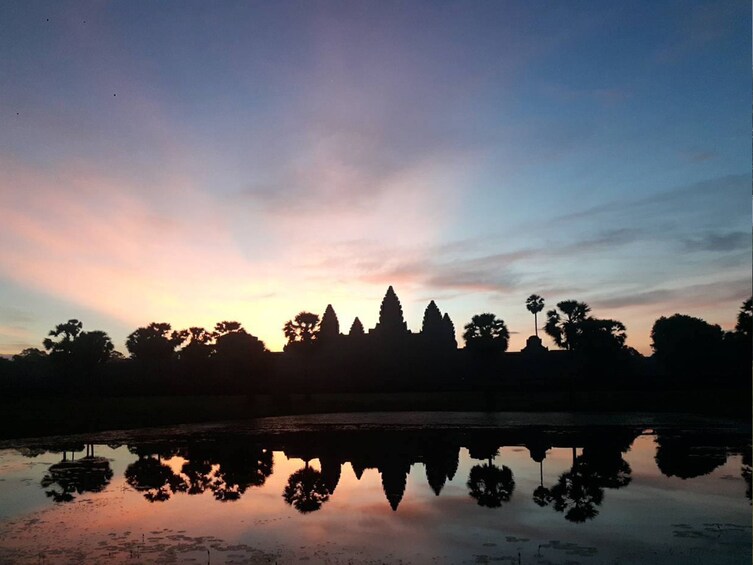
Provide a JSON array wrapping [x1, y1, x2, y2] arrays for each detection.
[[525, 295, 545, 337], [462, 313, 510, 353], [467, 456, 515, 508], [531, 450, 552, 508], [544, 300, 591, 350], [548, 448, 603, 522]]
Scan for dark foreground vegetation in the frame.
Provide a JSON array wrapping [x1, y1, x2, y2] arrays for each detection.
[[0, 288, 749, 436]]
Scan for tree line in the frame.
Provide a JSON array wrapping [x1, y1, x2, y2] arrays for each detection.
[[1, 287, 750, 397]]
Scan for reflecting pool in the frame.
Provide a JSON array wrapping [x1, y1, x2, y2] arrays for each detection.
[[0, 412, 750, 564]]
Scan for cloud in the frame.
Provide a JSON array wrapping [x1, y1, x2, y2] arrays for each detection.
[[301, 228, 643, 298], [590, 277, 751, 311], [0, 307, 32, 325], [682, 231, 750, 253], [550, 174, 750, 244], [0, 323, 36, 354], [0, 152, 463, 350], [681, 149, 717, 163], [0, 158, 264, 324]]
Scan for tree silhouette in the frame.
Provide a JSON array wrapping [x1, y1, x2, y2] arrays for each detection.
[[13, 347, 48, 362], [463, 313, 509, 353], [349, 317, 365, 336], [11, 348, 50, 385], [544, 301, 591, 350], [318, 305, 340, 343], [283, 312, 320, 349], [543, 301, 627, 358], [282, 461, 330, 513], [74, 330, 115, 369], [467, 461, 515, 508], [177, 326, 213, 365], [43, 319, 83, 358], [525, 295, 545, 337], [214, 321, 243, 335], [576, 318, 627, 353], [126, 322, 183, 363], [43, 320, 113, 389], [736, 297, 752, 338], [650, 314, 724, 379]]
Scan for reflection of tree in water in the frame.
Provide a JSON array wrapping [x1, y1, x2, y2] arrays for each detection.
[[209, 447, 273, 502], [528, 443, 552, 508], [549, 455, 604, 523], [546, 437, 634, 523], [654, 434, 728, 479], [532, 483, 552, 507], [180, 452, 214, 495], [581, 447, 632, 489], [467, 456, 515, 509], [41, 446, 113, 503], [283, 461, 330, 513], [125, 455, 186, 502]]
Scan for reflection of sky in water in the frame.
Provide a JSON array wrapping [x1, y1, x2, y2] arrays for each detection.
[[0, 431, 750, 564]]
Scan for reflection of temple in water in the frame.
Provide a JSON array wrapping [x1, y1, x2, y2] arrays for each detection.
[[24, 426, 752, 518]]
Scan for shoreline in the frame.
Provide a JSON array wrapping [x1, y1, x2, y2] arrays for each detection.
[[0, 388, 749, 441]]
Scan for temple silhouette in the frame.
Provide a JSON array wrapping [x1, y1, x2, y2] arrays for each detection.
[[311, 286, 457, 350]]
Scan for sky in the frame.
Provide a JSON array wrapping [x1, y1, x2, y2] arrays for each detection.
[[0, 0, 750, 355]]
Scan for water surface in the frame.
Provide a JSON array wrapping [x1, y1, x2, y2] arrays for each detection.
[[0, 412, 749, 564]]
